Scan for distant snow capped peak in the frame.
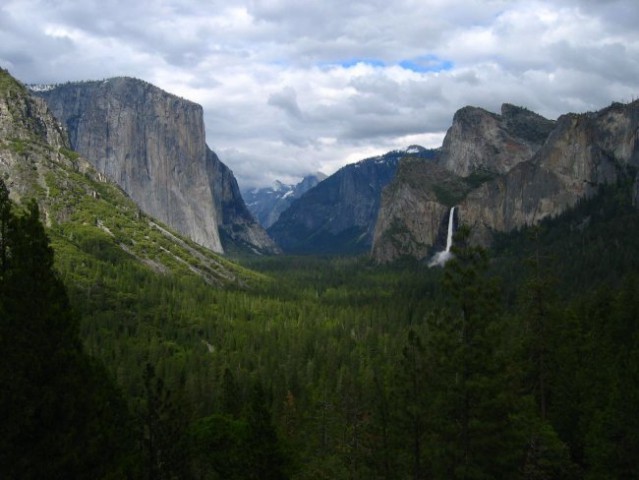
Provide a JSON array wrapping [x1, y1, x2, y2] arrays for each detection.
[[27, 84, 57, 92], [406, 145, 425, 154], [243, 173, 325, 228], [272, 180, 289, 192]]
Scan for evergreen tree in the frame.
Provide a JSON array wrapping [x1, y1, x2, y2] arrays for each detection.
[[397, 329, 428, 480], [517, 228, 578, 479], [221, 366, 243, 418], [0, 179, 9, 274], [246, 381, 289, 480], [578, 278, 639, 479], [190, 412, 249, 480], [141, 362, 193, 480], [424, 226, 523, 479], [0, 181, 136, 478]]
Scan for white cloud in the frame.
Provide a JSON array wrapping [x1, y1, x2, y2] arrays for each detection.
[[1, 0, 638, 188]]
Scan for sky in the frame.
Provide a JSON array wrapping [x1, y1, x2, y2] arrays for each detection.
[[1, 0, 638, 189]]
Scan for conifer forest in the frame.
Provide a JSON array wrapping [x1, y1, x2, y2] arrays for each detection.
[[2, 176, 639, 479]]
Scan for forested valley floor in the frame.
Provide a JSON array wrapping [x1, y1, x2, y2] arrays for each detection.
[[2, 179, 639, 479]]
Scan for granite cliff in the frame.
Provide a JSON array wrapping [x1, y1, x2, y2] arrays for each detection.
[[33, 77, 278, 255], [0, 68, 249, 286], [459, 102, 639, 244], [439, 104, 556, 176], [373, 101, 639, 263], [1, 72, 70, 204]]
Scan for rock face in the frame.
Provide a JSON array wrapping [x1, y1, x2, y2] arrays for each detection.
[[0, 68, 250, 286], [268, 146, 436, 254], [33, 77, 278, 255], [0, 70, 77, 204], [460, 103, 639, 244], [438, 104, 555, 176], [372, 159, 463, 262], [372, 101, 639, 263], [243, 173, 327, 229], [204, 148, 280, 253]]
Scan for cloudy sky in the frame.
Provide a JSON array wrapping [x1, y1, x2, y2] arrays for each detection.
[[2, 0, 638, 188]]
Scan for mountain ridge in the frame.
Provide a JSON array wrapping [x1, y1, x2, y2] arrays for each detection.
[[0, 68, 255, 286], [31, 77, 279, 255], [243, 173, 327, 229], [372, 100, 639, 263], [268, 146, 437, 254]]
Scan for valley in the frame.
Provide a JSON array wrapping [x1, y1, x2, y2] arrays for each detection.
[[1, 66, 639, 479]]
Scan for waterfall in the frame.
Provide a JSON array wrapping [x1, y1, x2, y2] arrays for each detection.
[[428, 206, 455, 267], [444, 206, 455, 253]]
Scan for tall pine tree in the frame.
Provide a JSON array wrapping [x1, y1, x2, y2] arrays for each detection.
[[0, 181, 136, 478], [423, 226, 524, 479]]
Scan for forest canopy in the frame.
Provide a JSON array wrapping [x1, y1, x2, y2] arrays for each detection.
[[2, 178, 639, 479]]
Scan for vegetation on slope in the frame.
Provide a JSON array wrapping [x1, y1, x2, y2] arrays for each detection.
[[0, 180, 137, 478], [2, 68, 639, 478], [4, 165, 639, 478], [30, 177, 637, 478]]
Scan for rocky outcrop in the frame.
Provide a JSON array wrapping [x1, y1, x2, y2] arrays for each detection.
[[33, 77, 278, 254], [205, 148, 280, 253], [371, 159, 453, 262], [0, 69, 85, 205], [372, 101, 639, 263], [460, 102, 639, 244], [0, 68, 250, 286], [438, 104, 555, 176], [268, 146, 436, 254]]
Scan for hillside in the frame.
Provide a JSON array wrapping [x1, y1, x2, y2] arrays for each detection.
[[268, 146, 437, 254], [0, 69, 257, 288], [32, 77, 278, 255], [373, 100, 639, 262], [243, 173, 326, 229]]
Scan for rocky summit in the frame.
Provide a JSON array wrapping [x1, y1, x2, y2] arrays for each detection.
[[33, 77, 278, 255], [372, 101, 639, 263], [438, 103, 556, 176]]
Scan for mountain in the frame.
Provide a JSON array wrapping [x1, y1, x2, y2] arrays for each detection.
[[268, 146, 437, 254], [31, 77, 278, 255], [242, 173, 327, 229], [438, 103, 556, 176], [0, 68, 253, 287], [372, 101, 639, 263]]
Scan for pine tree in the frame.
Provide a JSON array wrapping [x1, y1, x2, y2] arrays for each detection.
[[517, 228, 578, 480], [0, 179, 9, 274], [141, 362, 193, 480], [424, 226, 524, 479], [221, 366, 242, 418], [0, 181, 135, 478], [579, 277, 639, 479], [246, 381, 289, 480], [397, 329, 428, 480]]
